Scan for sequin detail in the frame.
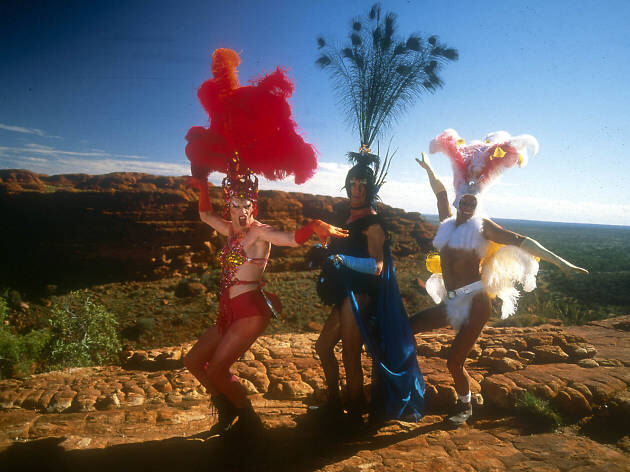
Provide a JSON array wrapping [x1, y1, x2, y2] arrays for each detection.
[[217, 232, 267, 295]]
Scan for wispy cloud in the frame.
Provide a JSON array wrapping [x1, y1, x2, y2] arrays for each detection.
[[0, 144, 146, 160], [0, 123, 51, 137], [0, 154, 188, 176]]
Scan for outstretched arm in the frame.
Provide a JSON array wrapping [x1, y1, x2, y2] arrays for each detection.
[[255, 219, 349, 248], [415, 153, 452, 221], [188, 177, 231, 236], [483, 219, 588, 277]]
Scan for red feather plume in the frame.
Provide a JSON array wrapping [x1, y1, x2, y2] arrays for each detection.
[[185, 48, 317, 184]]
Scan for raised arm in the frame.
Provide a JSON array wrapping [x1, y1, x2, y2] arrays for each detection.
[[483, 219, 589, 277], [254, 219, 349, 248], [188, 177, 231, 236], [415, 152, 452, 221]]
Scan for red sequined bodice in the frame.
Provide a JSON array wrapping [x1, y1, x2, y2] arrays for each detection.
[[217, 232, 267, 295]]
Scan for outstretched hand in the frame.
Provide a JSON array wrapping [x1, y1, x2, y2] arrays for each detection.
[[561, 263, 589, 278], [415, 152, 432, 171], [312, 220, 349, 245]]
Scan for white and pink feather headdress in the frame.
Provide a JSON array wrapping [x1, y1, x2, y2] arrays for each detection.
[[429, 129, 539, 207]]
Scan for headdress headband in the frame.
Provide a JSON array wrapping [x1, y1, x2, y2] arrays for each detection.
[[221, 152, 259, 218]]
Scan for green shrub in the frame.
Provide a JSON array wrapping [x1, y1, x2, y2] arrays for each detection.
[[48, 292, 121, 369], [0, 298, 51, 378], [201, 268, 221, 292], [515, 391, 562, 431], [495, 291, 609, 327]]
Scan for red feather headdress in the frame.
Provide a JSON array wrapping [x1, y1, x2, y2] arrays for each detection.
[[185, 48, 318, 215], [429, 129, 539, 207]]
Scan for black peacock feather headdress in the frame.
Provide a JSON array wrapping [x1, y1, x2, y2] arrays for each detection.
[[316, 3, 458, 204]]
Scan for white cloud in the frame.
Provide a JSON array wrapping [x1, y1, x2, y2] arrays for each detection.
[[2, 149, 628, 226], [207, 160, 351, 199], [0, 155, 188, 176], [0, 123, 47, 137], [0, 144, 148, 163], [0, 143, 182, 176], [0, 123, 60, 138]]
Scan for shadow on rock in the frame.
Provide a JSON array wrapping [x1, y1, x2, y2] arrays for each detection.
[[0, 419, 443, 472]]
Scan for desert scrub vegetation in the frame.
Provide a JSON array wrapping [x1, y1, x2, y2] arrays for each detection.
[[493, 291, 610, 328], [0, 297, 50, 378], [0, 292, 121, 378], [48, 292, 121, 369], [515, 391, 562, 431]]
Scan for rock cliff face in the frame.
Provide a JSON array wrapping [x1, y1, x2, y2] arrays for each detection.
[[0, 170, 435, 294]]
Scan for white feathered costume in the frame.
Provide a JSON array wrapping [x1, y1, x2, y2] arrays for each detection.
[[424, 129, 540, 331]]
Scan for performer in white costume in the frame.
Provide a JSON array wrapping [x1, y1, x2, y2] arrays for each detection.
[[410, 129, 588, 425]]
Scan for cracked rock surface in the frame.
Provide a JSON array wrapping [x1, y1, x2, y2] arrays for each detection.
[[1, 317, 629, 471]]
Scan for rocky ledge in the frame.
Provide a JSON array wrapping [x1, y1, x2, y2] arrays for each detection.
[[1, 317, 629, 471]]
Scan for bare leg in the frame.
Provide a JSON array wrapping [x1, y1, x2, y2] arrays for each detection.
[[314, 306, 341, 402], [409, 304, 449, 334], [183, 325, 221, 395], [205, 315, 270, 408], [339, 294, 371, 413], [447, 292, 491, 396]]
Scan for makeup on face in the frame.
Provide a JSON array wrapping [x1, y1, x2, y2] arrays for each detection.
[[230, 198, 253, 227]]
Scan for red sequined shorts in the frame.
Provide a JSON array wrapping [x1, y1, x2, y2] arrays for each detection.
[[217, 290, 281, 334]]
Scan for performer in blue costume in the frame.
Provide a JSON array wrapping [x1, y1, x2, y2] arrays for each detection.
[[310, 147, 424, 427]]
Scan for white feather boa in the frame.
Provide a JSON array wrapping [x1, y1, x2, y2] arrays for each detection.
[[433, 216, 489, 256], [427, 216, 539, 328]]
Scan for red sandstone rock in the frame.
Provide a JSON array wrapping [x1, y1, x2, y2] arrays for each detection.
[[532, 345, 570, 364]]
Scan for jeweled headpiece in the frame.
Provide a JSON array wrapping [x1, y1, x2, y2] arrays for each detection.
[[429, 129, 539, 207], [221, 152, 259, 218]]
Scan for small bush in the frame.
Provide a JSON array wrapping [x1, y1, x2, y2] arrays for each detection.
[[515, 391, 562, 431], [0, 298, 50, 378], [495, 291, 609, 327], [201, 268, 221, 292], [48, 292, 121, 369]]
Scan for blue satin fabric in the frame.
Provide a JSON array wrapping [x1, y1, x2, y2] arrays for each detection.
[[345, 244, 425, 421]]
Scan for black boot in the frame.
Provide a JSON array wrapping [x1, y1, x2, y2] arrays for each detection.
[[303, 395, 344, 429], [447, 400, 472, 426], [230, 400, 264, 435], [208, 394, 237, 436]]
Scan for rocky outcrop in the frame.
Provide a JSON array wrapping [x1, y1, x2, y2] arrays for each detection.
[[2, 322, 628, 418], [0, 170, 435, 294], [1, 320, 629, 470], [0, 317, 630, 471]]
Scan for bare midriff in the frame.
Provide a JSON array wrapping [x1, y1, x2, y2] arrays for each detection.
[[440, 246, 482, 291]]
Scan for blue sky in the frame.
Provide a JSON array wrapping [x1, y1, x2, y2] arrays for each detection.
[[1, 0, 629, 225]]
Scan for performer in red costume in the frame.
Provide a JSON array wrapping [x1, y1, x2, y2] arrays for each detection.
[[184, 48, 347, 436]]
